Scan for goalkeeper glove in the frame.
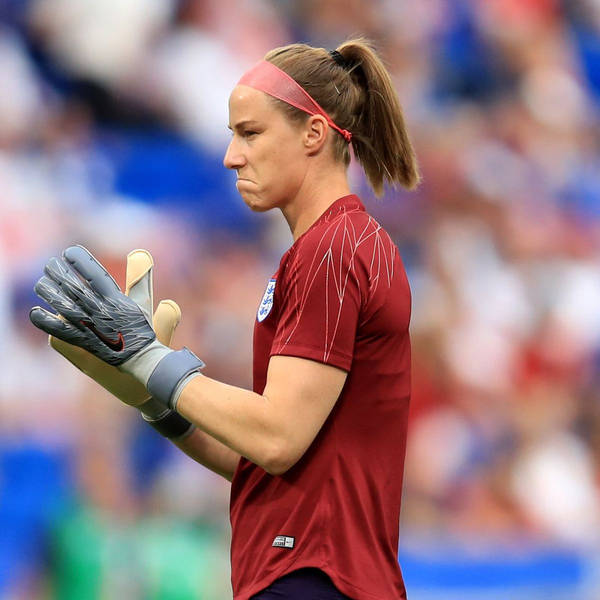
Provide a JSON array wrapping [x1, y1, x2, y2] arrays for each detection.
[[31, 246, 203, 430]]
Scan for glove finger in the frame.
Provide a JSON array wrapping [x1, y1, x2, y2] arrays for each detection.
[[153, 299, 181, 346], [34, 275, 89, 326], [44, 256, 105, 317], [125, 250, 153, 322], [30, 307, 93, 348], [63, 245, 121, 299]]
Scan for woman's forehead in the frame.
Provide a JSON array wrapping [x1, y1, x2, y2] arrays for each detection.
[[228, 85, 273, 120]]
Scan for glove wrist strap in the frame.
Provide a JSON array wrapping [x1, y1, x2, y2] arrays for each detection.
[[147, 347, 204, 409], [142, 409, 195, 440]]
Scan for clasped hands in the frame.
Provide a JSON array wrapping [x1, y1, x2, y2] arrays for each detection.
[[30, 245, 204, 434]]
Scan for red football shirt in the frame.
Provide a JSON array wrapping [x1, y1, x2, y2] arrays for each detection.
[[230, 195, 411, 600]]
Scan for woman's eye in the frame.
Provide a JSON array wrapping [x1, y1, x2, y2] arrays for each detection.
[[244, 131, 258, 138]]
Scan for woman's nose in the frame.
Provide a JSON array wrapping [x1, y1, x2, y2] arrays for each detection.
[[223, 137, 245, 170]]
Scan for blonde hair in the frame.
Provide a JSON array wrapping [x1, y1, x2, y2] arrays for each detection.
[[264, 38, 420, 197]]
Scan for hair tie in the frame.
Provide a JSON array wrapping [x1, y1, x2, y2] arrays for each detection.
[[329, 50, 351, 70]]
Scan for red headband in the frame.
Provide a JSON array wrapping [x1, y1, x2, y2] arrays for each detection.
[[237, 60, 352, 143]]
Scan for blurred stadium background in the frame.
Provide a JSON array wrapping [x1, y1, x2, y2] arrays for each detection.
[[1, 0, 600, 598]]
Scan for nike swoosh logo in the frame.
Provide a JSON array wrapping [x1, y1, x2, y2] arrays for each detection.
[[81, 320, 125, 352]]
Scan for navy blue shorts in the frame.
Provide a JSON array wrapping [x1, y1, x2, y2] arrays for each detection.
[[251, 568, 352, 599]]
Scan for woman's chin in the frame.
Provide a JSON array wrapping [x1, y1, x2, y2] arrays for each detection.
[[246, 201, 272, 213], [240, 191, 273, 213]]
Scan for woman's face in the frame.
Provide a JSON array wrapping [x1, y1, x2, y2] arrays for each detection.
[[224, 85, 308, 212]]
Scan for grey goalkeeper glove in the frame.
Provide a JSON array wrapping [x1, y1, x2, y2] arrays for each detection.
[[48, 249, 193, 439], [30, 245, 204, 411]]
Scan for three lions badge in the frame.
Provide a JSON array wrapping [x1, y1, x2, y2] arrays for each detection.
[[257, 278, 276, 322]]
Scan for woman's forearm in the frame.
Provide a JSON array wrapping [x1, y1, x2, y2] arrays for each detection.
[[175, 375, 286, 475], [174, 356, 346, 476], [172, 427, 241, 482]]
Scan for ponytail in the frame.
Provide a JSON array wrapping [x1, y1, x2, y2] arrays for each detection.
[[265, 38, 420, 196], [336, 38, 420, 194]]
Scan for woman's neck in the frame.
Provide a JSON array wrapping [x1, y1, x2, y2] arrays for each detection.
[[281, 171, 351, 241]]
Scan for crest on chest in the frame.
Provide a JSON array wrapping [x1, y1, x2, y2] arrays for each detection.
[[257, 278, 276, 322]]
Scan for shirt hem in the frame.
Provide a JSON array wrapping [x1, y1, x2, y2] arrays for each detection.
[[233, 560, 403, 600], [269, 345, 352, 372]]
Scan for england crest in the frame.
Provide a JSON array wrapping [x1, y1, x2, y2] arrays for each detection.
[[257, 278, 276, 322]]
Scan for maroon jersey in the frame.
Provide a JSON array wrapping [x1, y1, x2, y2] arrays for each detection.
[[230, 195, 411, 600]]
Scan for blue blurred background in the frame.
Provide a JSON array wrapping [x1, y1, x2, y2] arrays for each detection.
[[1, 0, 599, 598]]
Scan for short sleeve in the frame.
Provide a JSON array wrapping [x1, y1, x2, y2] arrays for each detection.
[[271, 219, 365, 371]]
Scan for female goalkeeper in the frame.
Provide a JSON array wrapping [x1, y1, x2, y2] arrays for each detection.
[[31, 38, 419, 599]]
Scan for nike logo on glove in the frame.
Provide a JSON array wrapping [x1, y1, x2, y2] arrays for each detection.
[[81, 320, 125, 352]]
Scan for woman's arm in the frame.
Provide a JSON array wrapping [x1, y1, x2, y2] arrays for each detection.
[[176, 355, 347, 476], [172, 428, 241, 482]]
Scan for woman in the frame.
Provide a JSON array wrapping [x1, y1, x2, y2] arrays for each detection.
[[31, 38, 419, 599]]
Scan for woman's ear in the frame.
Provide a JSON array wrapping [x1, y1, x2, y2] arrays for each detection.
[[303, 115, 328, 155]]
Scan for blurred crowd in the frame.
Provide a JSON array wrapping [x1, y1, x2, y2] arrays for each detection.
[[1, 0, 600, 598]]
